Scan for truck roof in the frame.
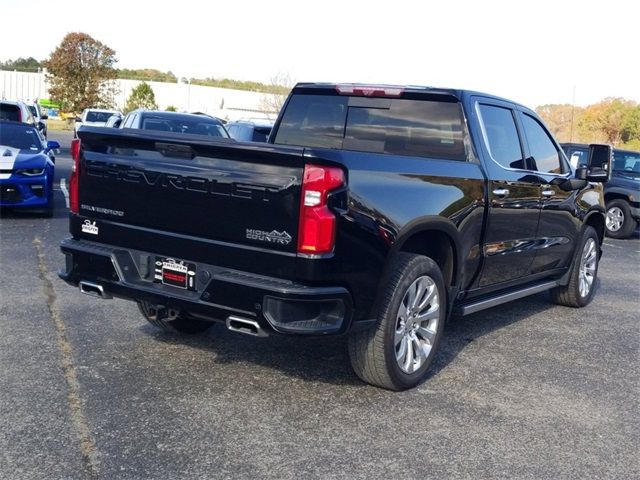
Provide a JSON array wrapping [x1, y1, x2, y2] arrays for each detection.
[[292, 82, 526, 109]]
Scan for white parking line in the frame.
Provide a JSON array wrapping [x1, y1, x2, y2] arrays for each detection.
[[59, 178, 70, 208]]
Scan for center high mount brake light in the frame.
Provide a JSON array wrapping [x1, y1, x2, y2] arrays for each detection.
[[336, 84, 404, 97]]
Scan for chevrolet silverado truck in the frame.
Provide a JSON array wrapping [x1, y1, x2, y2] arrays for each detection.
[[562, 143, 639, 239], [59, 84, 611, 390]]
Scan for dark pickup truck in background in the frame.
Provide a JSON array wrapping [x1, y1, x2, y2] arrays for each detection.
[[60, 83, 611, 390], [563, 143, 640, 238]]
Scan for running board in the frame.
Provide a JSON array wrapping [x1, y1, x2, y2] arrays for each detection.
[[455, 281, 558, 316]]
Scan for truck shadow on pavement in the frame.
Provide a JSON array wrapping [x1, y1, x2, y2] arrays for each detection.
[[140, 290, 586, 389]]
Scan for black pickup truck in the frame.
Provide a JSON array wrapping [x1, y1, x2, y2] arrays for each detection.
[[60, 83, 611, 390]]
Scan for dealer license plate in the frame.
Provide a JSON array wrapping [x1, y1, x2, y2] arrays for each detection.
[[153, 257, 197, 291]]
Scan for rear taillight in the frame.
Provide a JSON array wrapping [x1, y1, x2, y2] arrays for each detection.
[[297, 164, 345, 255], [69, 138, 81, 213]]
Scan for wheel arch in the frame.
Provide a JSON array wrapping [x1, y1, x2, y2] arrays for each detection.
[[604, 190, 632, 204], [584, 211, 605, 246], [381, 217, 463, 310]]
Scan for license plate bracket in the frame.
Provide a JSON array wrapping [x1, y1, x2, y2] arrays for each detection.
[[153, 257, 197, 291]]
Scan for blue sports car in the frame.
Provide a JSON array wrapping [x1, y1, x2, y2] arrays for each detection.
[[0, 121, 59, 217]]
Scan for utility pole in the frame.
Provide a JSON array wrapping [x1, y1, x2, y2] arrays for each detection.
[[569, 85, 576, 143]]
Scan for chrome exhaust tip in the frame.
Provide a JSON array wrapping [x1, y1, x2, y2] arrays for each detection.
[[226, 316, 268, 337], [79, 281, 112, 299]]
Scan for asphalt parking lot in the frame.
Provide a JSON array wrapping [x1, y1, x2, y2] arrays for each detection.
[[1, 130, 638, 480]]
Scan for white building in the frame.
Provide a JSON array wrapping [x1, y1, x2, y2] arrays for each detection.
[[0, 70, 282, 120]]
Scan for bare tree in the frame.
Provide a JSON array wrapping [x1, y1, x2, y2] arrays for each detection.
[[259, 72, 293, 118]]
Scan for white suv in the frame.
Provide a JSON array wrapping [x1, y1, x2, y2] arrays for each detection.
[[26, 102, 48, 138], [75, 108, 121, 136], [0, 100, 36, 127]]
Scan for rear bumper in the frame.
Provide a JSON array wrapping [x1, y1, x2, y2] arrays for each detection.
[[59, 238, 354, 335]]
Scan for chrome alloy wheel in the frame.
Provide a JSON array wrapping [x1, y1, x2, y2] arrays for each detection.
[[578, 238, 597, 298], [394, 275, 440, 374], [606, 206, 624, 232]]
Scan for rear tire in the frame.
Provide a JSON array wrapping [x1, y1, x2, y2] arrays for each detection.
[[348, 253, 446, 391], [605, 199, 636, 239], [137, 301, 212, 334], [551, 226, 599, 308]]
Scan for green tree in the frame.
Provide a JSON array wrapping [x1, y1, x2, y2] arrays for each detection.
[[165, 105, 177, 112], [117, 68, 177, 83], [578, 98, 636, 146], [125, 82, 158, 112], [43, 32, 117, 113], [621, 105, 640, 146], [536, 104, 586, 143], [0, 57, 42, 72]]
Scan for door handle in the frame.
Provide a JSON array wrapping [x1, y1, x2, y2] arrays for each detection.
[[541, 189, 555, 197], [492, 188, 510, 197]]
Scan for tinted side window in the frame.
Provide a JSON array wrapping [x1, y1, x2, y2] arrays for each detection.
[[522, 114, 562, 174], [478, 104, 524, 169], [275, 94, 347, 149], [613, 150, 640, 172]]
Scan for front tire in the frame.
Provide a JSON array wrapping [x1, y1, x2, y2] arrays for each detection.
[[605, 199, 636, 239], [348, 253, 446, 391], [137, 301, 212, 334], [551, 226, 600, 308]]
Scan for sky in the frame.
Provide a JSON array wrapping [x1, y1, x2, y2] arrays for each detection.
[[2, 0, 637, 109]]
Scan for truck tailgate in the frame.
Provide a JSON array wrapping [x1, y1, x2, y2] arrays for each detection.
[[75, 128, 304, 262]]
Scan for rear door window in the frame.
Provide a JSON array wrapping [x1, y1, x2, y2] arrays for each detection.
[[274, 94, 468, 160], [478, 104, 525, 170]]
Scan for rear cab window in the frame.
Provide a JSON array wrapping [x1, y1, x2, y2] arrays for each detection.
[[274, 93, 470, 161], [0, 103, 21, 122]]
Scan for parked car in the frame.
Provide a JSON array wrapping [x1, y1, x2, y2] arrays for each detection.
[[75, 108, 121, 136], [0, 121, 59, 216], [26, 102, 48, 138], [119, 110, 230, 138], [562, 143, 639, 238], [0, 100, 36, 126], [60, 83, 610, 390], [225, 119, 274, 142]]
